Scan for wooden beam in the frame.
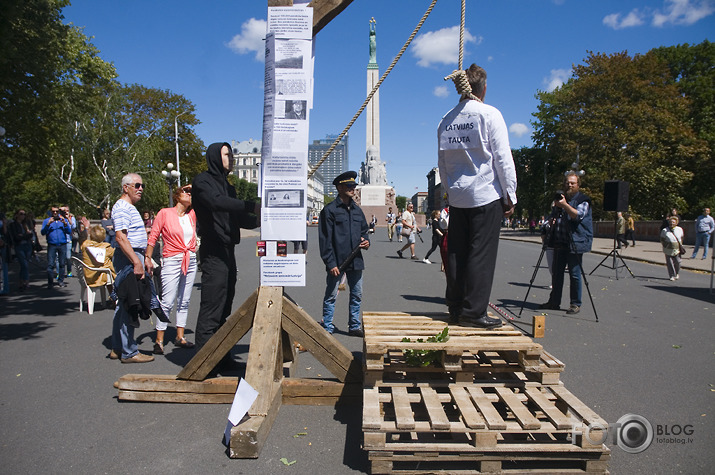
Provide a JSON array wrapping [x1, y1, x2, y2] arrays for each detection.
[[229, 379, 283, 458], [281, 294, 362, 382], [176, 289, 258, 381], [245, 286, 285, 416]]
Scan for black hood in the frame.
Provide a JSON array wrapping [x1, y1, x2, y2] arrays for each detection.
[[205, 142, 232, 178]]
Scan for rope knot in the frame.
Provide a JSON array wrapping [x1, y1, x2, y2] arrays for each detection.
[[444, 69, 481, 102]]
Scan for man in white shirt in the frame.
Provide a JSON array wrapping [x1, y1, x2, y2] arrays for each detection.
[[438, 64, 517, 328], [397, 203, 420, 259]]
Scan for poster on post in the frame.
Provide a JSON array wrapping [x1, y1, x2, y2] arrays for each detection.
[[259, 5, 313, 286]]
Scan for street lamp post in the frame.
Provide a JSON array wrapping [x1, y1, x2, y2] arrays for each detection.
[[161, 163, 181, 207], [174, 112, 187, 184]]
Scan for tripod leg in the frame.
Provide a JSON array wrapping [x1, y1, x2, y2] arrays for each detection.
[[589, 250, 615, 275], [519, 246, 547, 317], [615, 251, 635, 278], [580, 262, 599, 322]]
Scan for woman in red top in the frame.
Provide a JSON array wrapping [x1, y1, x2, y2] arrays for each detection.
[[146, 186, 197, 354]]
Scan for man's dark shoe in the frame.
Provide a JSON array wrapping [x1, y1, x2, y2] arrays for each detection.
[[566, 305, 580, 315], [470, 314, 503, 329], [348, 328, 364, 337], [396, 250, 403, 258], [538, 301, 560, 310]]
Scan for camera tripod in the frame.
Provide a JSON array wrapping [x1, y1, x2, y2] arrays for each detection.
[[518, 210, 598, 322], [589, 218, 634, 279]]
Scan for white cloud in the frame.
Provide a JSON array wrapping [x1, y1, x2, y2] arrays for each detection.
[[509, 123, 529, 137], [412, 26, 480, 68], [603, 10, 646, 29], [433, 85, 450, 98], [604, 1, 713, 30], [227, 18, 267, 61], [543, 68, 571, 92], [653, 0, 715, 26]]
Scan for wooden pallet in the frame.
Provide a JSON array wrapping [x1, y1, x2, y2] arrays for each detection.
[[365, 349, 564, 386], [363, 312, 547, 384], [368, 450, 610, 474], [363, 383, 610, 473]]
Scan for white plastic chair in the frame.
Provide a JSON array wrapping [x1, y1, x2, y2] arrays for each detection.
[[72, 256, 114, 314]]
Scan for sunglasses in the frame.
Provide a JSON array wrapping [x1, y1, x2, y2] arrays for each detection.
[[129, 183, 145, 189]]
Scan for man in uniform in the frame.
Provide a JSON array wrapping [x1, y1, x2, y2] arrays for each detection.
[[318, 171, 370, 337]]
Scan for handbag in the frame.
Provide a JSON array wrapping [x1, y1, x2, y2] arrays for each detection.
[[400, 227, 411, 237], [671, 230, 686, 256]]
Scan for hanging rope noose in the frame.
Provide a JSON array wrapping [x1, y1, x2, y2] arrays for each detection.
[[308, 0, 439, 179], [443, 0, 480, 102]]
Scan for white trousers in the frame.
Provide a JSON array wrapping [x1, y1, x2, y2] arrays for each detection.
[[156, 253, 197, 331]]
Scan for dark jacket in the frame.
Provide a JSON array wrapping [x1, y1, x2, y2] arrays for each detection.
[[192, 142, 258, 247], [318, 197, 369, 272], [550, 191, 593, 254]]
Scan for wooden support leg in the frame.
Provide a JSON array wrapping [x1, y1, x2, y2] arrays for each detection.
[[229, 379, 283, 458], [177, 290, 258, 381], [281, 295, 362, 382]]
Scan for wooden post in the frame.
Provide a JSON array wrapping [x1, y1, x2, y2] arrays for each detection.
[[533, 314, 545, 338]]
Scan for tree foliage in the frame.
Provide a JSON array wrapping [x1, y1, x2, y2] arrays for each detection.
[[531, 47, 709, 220], [0, 1, 205, 217]]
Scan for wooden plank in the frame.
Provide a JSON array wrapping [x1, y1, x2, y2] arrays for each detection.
[[117, 374, 238, 394], [363, 387, 382, 431], [309, 0, 355, 36], [282, 378, 361, 406], [245, 286, 284, 416], [419, 387, 450, 430], [449, 386, 485, 429], [391, 387, 415, 430], [177, 289, 258, 381], [525, 387, 572, 430], [494, 387, 541, 430], [550, 386, 607, 427], [281, 295, 361, 382], [118, 390, 233, 404], [229, 379, 283, 458], [466, 386, 507, 430]]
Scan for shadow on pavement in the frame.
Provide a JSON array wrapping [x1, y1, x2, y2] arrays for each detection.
[[0, 321, 56, 341]]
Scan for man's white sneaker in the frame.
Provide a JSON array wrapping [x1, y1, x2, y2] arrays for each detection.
[[422, 258, 431, 264]]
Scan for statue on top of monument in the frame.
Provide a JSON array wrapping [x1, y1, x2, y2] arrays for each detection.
[[369, 18, 377, 64], [360, 145, 388, 186]]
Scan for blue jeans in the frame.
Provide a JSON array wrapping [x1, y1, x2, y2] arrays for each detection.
[[549, 248, 583, 307], [111, 250, 144, 359], [47, 243, 66, 284], [692, 232, 711, 258], [15, 241, 32, 282], [321, 269, 363, 333]]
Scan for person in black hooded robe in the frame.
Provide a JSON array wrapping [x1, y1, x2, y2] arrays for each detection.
[[192, 142, 260, 352]]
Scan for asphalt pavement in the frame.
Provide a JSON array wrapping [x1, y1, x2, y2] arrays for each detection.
[[0, 226, 713, 474]]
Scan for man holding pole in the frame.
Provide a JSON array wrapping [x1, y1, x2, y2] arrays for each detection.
[[318, 171, 370, 337]]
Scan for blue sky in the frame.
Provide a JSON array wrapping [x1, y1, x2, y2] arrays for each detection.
[[64, 0, 713, 198]]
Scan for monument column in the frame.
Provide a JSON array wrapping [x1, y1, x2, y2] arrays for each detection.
[[366, 17, 380, 153]]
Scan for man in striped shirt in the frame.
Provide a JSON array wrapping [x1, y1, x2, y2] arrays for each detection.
[[109, 173, 154, 363]]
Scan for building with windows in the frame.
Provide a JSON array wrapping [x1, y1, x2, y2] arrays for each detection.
[[426, 167, 446, 213], [308, 134, 349, 198], [231, 139, 261, 183]]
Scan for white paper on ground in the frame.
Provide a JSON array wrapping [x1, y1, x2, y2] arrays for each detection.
[[223, 378, 259, 445]]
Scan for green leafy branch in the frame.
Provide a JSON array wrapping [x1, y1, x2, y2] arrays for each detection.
[[401, 326, 449, 367]]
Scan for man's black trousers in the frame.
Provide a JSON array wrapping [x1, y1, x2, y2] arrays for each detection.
[[195, 243, 237, 350], [446, 199, 502, 319]]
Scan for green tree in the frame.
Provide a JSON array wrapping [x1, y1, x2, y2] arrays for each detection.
[[532, 50, 708, 220], [395, 195, 407, 211], [512, 146, 553, 219], [652, 40, 715, 216]]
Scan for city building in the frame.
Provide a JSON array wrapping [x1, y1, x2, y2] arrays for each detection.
[[231, 139, 261, 183], [307, 169, 325, 218], [411, 191, 429, 214], [309, 134, 349, 198], [426, 167, 446, 213]]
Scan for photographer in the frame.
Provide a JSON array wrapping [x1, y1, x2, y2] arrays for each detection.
[[539, 172, 593, 314], [41, 206, 72, 289]]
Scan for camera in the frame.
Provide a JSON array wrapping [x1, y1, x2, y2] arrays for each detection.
[[553, 190, 565, 202]]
